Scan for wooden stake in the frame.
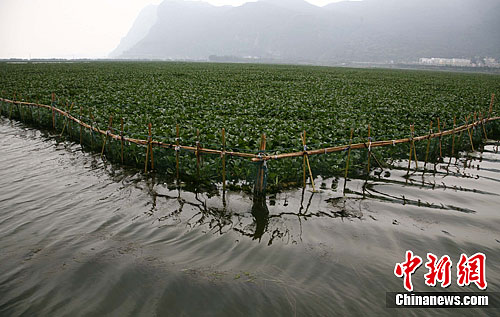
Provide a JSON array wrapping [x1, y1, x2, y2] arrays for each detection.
[[255, 133, 267, 194], [305, 154, 316, 192], [488, 93, 495, 118], [51, 93, 55, 129], [149, 123, 154, 170], [144, 123, 151, 173], [407, 134, 413, 173], [120, 118, 124, 164], [367, 124, 371, 174], [144, 141, 149, 173], [222, 128, 226, 191], [29, 99, 34, 122], [473, 112, 478, 137], [100, 116, 113, 158], [451, 116, 456, 157], [299, 131, 316, 191], [196, 129, 201, 177], [67, 102, 71, 136], [19, 96, 24, 121], [60, 102, 75, 137], [465, 115, 475, 152], [9, 92, 15, 119], [368, 148, 385, 170], [344, 128, 354, 195], [89, 110, 94, 149], [411, 125, 418, 169], [302, 130, 307, 188], [37, 99, 40, 123], [480, 112, 488, 139], [30, 100, 35, 122], [176, 124, 180, 180], [437, 118, 442, 160], [79, 107, 83, 145]]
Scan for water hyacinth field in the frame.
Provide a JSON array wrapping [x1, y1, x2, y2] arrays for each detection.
[[2, 62, 500, 316], [1, 61, 499, 189]]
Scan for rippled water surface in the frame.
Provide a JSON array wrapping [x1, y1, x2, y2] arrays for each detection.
[[1, 118, 499, 316]]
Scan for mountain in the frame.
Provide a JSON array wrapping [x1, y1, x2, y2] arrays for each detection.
[[109, 4, 159, 58], [112, 0, 500, 63]]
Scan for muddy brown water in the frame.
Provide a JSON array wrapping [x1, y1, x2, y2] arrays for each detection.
[[1, 118, 499, 316]]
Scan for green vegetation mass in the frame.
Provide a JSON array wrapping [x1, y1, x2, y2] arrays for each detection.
[[1, 62, 499, 189]]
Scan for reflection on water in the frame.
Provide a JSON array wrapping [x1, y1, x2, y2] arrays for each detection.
[[1, 118, 500, 316]]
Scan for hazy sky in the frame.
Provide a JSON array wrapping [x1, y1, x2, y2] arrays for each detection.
[[0, 0, 348, 59]]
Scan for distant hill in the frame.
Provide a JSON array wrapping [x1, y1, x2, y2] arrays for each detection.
[[112, 0, 500, 63], [109, 4, 159, 58]]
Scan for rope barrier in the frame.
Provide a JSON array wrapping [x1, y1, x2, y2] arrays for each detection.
[[1, 97, 498, 165]]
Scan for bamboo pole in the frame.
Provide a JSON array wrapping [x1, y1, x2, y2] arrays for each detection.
[[149, 123, 154, 170], [437, 118, 443, 160], [488, 94, 495, 118], [22, 95, 27, 121], [196, 129, 201, 177], [305, 153, 316, 192], [300, 131, 316, 191], [302, 130, 307, 188], [101, 116, 113, 158], [411, 124, 418, 169], [451, 116, 456, 158], [248, 116, 499, 162], [60, 102, 75, 137], [37, 99, 40, 123], [89, 110, 94, 149], [367, 124, 371, 174], [343, 128, 354, 195], [255, 133, 267, 194], [3, 95, 500, 168], [19, 95, 24, 121], [23, 96, 28, 121], [51, 93, 55, 129], [28, 98, 33, 122], [144, 123, 151, 173], [301, 130, 316, 191], [368, 146, 385, 170], [480, 112, 488, 139], [79, 107, 83, 145], [176, 124, 180, 180], [67, 102, 72, 136], [222, 128, 226, 191], [457, 120, 465, 153], [9, 93, 15, 119], [473, 112, 477, 138], [424, 121, 433, 168], [120, 118, 124, 164], [465, 115, 475, 152], [407, 130, 413, 173]]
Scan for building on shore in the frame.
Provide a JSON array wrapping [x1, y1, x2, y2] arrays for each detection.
[[419, 57, 472, 67], [418, 57, 500, 68]]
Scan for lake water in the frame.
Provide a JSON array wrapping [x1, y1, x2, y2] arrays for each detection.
[[1, 117, 499, 316]]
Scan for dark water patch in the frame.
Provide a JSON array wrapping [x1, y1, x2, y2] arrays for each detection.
[[1, 119, 500, 316]]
